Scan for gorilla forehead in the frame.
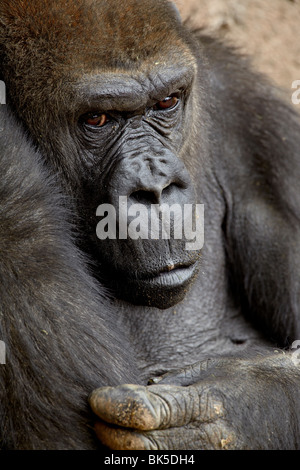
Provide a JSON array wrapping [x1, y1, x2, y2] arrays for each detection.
[[1, 0, 188, 71]]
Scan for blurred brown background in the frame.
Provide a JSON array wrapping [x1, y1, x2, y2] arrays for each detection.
[[173, 0, 300, 102]]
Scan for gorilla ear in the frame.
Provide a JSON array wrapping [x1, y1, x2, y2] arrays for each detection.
[[169, 1, 182, 23]]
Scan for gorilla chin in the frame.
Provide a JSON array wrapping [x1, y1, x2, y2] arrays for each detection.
[[105, 261, 200, 309]]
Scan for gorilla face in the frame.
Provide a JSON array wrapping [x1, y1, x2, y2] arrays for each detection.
[[77, 65, 203, 308], [1, 0, 204, 308]]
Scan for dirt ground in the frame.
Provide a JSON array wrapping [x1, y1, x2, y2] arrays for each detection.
[[174, 0, 300, 105]]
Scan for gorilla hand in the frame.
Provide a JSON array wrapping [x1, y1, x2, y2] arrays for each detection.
[[89, 353, 300, 450]]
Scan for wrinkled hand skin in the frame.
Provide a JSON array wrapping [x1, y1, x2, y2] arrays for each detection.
[[89, 353, 300, 450]]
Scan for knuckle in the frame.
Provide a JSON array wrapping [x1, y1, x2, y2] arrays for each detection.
[[199, 385, 226, 422], [200, 422, 237, 450]]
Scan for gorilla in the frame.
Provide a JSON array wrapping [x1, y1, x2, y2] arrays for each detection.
[[1, 0, 300, 450]]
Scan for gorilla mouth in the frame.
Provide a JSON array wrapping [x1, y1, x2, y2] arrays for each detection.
[[105, 260, 200, 309], [136, 262, 198, 288], [98, 255, 200, 308]]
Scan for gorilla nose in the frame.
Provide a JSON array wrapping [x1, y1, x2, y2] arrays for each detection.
[[109, 150, 193, 209]]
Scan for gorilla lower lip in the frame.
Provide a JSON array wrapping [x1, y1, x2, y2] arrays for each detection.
[[146, 264, 197, 287]]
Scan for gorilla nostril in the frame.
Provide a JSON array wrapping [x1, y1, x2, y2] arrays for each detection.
[[130, 190, 158, 205]]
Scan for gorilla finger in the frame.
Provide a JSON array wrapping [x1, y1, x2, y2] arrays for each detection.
[[90, 383, 225, 431], [89, 384, 165, 430], [94, 421, 150, 450], [94, 421, 190, 450], [95, 420, 235, 450]]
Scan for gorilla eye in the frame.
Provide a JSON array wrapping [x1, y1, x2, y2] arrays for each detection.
[[84, 113, 109, 127], [154, 96, 179, 111]]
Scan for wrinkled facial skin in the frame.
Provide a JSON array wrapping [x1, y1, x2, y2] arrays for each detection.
[[1, 0, 203, 308]]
